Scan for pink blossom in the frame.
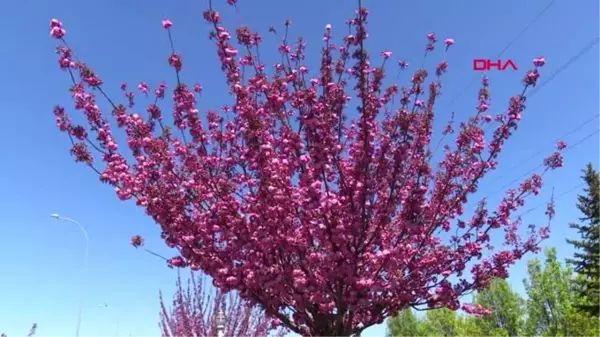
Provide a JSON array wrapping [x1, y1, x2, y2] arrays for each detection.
[[168, 53, 182, 71], [444, 38, 454, 48], [533, 56, 546, 67], [49, 19, 66, 39], [426, 32, 437, 51], [224, 47, 238, 57], [70, 126, 87, 140], [130, 235, 144, 248], [53, 106, 71, 131], [50, 26, 65, 39], [462, 303, 492, 316], [436, 61, 448, 76], [556, 140, 567, 150], [161, 20, 172, 29], [50, 18, 62, 28], [382, 50, 392, 59], [543, 152, 564, 169], [69, 143, 92, 164], [137, 82, 149, 95], [477, 102, 489, 112], [167, 256, 186, 268], [523, 70, 540, 86]]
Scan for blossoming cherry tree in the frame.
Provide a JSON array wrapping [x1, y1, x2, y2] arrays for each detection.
[[49, 1, 564, 336]]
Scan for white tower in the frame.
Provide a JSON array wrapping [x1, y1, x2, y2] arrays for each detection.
[[216, 307, 226, 337]]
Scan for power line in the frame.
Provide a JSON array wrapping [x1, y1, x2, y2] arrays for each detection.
[[447, 0, 557, 109], [492, 113, 599, 178], [484, 128, 599, 199], [431, 18, 598, 195], [480, 37, 600, 195], [528, 37, 600, 98], [518, 181, 586, 218], [463, 122, 595, 243], [439, 36, 600, 157], [433, 22, 598, 161]]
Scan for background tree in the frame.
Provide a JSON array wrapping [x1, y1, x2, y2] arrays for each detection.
[[387, 250, 598, 337], [387, 308, 485, 337], [452, 316, 483, 337], [422, 309, 459, 337], [566, 163, 600, 316], [48, 1, 566, 335], [564, 280, 600, 337], [159, 271, 286, 337], [523, 247, 598, 337], [471, 279, 524, 336], [386, 309, 427, 337]]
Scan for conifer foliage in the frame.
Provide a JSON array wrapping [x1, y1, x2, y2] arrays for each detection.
[[566, 163, 600, 316]]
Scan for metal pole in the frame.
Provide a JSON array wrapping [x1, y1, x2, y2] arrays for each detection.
[[50, 214, 89, 337], [99, 303, 120, 336]]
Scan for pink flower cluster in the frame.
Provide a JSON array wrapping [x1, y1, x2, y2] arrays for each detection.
[[461, 303, 492, 316], [48, 7, 562, 336], [159, 272, 286, 337], [50, 19, 65, 39], [130, 235, 144, 248]]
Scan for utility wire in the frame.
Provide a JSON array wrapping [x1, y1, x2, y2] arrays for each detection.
[[497, 112, 600, 179], [434, 0, 564, 152], [528, 37, 600, 98], [480, 37, 600, 195], [479, 41, 600, 186], [518, 181, 586, 217], [447, 0, 557, 109], [439, 37, 600, 156], [484, 128, 599, 199]]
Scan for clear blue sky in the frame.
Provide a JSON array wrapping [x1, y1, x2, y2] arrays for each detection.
[[0, 0, 598, 336]]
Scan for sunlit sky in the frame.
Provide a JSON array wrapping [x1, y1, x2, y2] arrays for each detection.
[[0, 0, 598, 336]]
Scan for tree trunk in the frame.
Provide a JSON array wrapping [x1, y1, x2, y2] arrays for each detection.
[[310, 326, 357, 337]]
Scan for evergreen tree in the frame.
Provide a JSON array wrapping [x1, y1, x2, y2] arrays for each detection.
[[566, 163, 600, 316]]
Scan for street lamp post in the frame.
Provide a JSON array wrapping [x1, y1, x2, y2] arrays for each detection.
[[50, 213, 89, 337], [99, 303, 120, 336]]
